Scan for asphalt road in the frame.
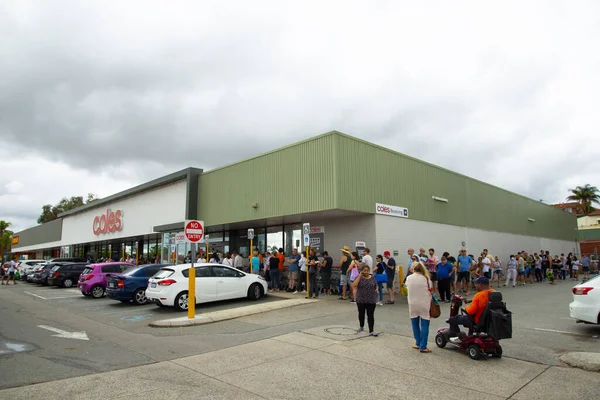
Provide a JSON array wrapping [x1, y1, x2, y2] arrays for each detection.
[[0, 277, 598, 390]]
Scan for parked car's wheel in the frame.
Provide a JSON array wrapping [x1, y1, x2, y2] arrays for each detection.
[[247, 283, 263, 301], [133, 288, 148, 305], [174, 291, 189, 311], [91, 285, 105, 299], [62, 278, 74, 288]]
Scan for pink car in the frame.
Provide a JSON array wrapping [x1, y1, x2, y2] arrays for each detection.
[[78, 262, 135, 298]]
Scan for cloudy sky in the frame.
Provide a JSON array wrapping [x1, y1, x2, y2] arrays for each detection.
[[1, 0, 599, 232]]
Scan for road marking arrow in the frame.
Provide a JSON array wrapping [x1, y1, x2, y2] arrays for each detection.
[[38, 325, 89, 341]]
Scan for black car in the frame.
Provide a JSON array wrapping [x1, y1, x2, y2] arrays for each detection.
[[32, 262, 73, 285], [47, 263, 88, 288]]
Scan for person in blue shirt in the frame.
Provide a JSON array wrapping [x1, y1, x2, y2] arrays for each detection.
[[286, 248, 301, 292], [251, 250, 261, 274], [456, 249, 473, 294], [436, 256, 455, 302]]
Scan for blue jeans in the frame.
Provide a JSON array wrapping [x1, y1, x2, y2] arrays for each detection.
[[270, 269, 280, 290], [411, 317, 430, 350], [377, 282, 384, 302]]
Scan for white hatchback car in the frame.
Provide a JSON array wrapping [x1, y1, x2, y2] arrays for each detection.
[[569, 275, 600, 324], [145, 263, 268, 311]]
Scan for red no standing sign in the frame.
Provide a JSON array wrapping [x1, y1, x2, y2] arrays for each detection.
[[184, 220, 204, 243]]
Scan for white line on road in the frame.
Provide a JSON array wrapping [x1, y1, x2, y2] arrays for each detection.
[[38, 325, 89, 340], [24, 291, 46, 299], [533, 328, 588, 337]]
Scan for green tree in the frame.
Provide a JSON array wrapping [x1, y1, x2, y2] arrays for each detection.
[[37, 193, 100, 224], [566, 184, 600, 215], [0, 220, 13, 259]]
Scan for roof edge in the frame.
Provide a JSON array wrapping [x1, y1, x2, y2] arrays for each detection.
[[58, 167, 203, 218]]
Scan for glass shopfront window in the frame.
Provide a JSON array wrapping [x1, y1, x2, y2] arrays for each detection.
[[284, 224, 302, 255], [266, 226, 283, 253]]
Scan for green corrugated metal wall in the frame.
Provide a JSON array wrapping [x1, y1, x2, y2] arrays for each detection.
[[197, 134, 337, 226], [334, 134, 576, 241], [579, 228, 600, 240], [197, 131, 576, 240]]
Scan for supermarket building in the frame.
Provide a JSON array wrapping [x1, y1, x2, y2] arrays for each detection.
[[12, 131, 578, 265]]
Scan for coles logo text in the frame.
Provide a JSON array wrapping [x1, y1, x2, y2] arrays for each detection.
[[93, 209, 123, 235]]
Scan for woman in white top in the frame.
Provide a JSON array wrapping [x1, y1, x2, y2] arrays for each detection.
[[571, 256, 581, 281], [406, 257, 433, 353]]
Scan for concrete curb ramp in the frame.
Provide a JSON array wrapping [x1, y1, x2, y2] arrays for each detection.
[[560, 352, 600, 372], [149, 298, 314, 327]]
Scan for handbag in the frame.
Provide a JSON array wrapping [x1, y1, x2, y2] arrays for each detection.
[[375, 273, 388, 283], [427, 279, 441, 318]]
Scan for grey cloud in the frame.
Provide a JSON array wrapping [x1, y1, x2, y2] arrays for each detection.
[[0, 0, 599, 227]]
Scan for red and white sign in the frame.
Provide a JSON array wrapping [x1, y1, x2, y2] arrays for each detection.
[[184, 220, 204, 243], [93, 209, 123, 235], [375, 203, 408, 218], [310, 226, 325, 234]]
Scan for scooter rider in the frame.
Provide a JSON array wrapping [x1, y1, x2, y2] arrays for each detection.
[[448, 276, 495, 343]]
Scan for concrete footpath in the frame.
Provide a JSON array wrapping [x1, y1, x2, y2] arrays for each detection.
[[1, 327, 598, 400]]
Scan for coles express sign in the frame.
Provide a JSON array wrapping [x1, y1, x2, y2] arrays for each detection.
[[375, 203, 408, 218]]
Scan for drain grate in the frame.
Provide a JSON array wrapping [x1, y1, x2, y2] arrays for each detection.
[[325, 327, 358, 336]]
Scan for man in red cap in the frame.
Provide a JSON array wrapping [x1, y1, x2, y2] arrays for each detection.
[[384, 251, 397, 304]]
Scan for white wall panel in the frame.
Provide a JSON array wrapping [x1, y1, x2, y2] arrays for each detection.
[[309, 214, 376, 265], [61, 180, 186, 245], [375, 215, 576, 264]]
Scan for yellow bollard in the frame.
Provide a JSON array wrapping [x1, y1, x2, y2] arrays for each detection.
[[188, 249, 196, 319]]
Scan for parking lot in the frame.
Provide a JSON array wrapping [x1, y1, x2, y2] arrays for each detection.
[[14, 283, 283, 332]]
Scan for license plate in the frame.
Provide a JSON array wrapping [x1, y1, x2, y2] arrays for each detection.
[[108, 282, 114, 288], [151, 283, 156, 288]]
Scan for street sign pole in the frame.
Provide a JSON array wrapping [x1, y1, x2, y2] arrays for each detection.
[[303, 223, 310, 299], [248, 229, 255, 274], [135, 241, 139, 265], [184, 220, 204, 320]]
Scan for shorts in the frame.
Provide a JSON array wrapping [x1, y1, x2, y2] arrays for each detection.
[[8, 271, 15, 276], [290, 271, 299, 280], [386, 271, 395, 289], [458, 271, 470, 282], [483, 271, 491, 279], [517, 270, 525, 276], [340, 274, 348, 286], [583, 267, 590, 272], [429, 271, 437, 282], [525, 267, 530, 275], [494, 269, 503, 275]]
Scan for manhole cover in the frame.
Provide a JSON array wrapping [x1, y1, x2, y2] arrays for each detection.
[[325, 327, 358, 336]]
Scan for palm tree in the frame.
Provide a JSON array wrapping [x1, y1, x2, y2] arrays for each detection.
[[567, 184, 600, 215]]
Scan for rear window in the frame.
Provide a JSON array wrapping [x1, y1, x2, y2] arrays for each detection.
[[153, 268, 175, 279], [51, 266, 61, 272], [82, 268, 93, 274]]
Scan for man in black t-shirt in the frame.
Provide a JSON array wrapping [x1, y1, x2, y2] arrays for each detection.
[[384, 251, 396, 304]]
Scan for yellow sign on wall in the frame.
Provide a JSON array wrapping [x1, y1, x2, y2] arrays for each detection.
[[11, 236, 19, 245]]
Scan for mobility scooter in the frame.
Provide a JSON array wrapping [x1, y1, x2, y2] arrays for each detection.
[[435, 291, 512, 360]]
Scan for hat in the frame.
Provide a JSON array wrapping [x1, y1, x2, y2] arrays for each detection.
[[383, 251, 391, 257], [341, 246, 351, 254], [474, 276, 489, 285]]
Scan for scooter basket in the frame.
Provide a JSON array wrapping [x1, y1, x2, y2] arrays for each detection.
[[487, 308, 512, 340]]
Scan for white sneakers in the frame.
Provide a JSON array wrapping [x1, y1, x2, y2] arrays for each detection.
[[377, 301, 384, 306]]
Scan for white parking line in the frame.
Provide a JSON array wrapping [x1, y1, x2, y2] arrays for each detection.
[[24, 291, 83, 300], [24, 291, 46, 300]]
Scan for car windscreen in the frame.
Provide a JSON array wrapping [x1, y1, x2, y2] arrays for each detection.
[[82, 268, 93, 274], [152, 268, 175, 279]]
